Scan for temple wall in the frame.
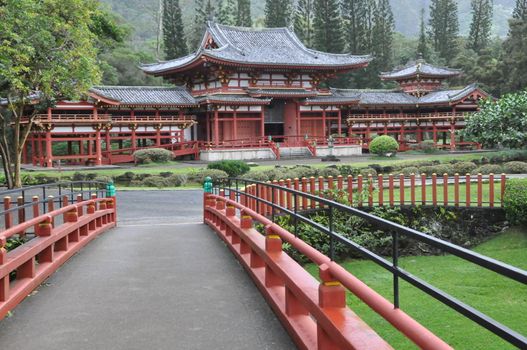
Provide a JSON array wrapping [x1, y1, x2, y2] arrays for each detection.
[[200, 148, 276, 161], [283, 102, 298, 136]]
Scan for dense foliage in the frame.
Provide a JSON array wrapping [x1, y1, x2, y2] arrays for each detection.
[[462, 90, 527, 148], [132, 148, 173, 164], [369, 136, 399, 156], [207, 160, 250, 177], [503, 178, 527, 225]]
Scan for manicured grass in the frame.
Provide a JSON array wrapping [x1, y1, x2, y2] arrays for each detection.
[[305, 227, 527, 349], [22, 150, 514, 179]]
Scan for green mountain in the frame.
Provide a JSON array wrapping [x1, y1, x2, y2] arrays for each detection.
[[100, 0, 515, 50]]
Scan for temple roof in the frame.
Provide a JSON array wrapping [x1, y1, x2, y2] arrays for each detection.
[[196, 93, 271, 105], [380, 59, 461, 80], [305, 84, 485, 107], [89, 86, 197, 107], [247, 88, 318, 98], [141, 22, 372, 75]]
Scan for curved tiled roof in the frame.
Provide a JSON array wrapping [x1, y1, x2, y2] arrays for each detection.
[[380, 60, 461, 80], [418, 84, 484, 104], [89, 86, 197, 106], [196, 93, 272, 105], [142, 22, 372, 74]]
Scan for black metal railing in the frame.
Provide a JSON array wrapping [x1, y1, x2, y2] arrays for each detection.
[[214, 178, 527, 349]]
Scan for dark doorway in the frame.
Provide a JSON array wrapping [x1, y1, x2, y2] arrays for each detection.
[[265, 123, 284, 141]]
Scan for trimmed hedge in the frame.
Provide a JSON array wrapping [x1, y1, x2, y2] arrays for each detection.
[[419, 164, 454, 176], [133, 148, 173, 164], [207, 160, 250, 177], [369, 135, 399, 156], [503, 161, 527, 174], [474, 164, 503, 175], [400, 166, 420, 176], [452, 161, 478, 175], [503, 179, 527, 225]]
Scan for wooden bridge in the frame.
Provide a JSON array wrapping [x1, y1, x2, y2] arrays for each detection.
[[0, 182, 525, 349]]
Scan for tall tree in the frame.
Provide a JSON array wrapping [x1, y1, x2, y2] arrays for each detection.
[[163, 0, 188, 59], [341, 0, 368, 54], [501, 0, 527, 92], [313, 0, 344, 53], [468, 0, 493, 52], [265, 0, 292, 27], [513, 0, 527, 19], [0, 0, 117, 188], [236, 0, 252, 27], [417, 8, 429, 59], [218, 0, 237, 26], [429, 0, 459, 63], [371, 0, 395, 71], [190, 0, 215, 49], [294, 0, 315, 47]]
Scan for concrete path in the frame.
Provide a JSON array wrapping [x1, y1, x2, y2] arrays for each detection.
[[0, 190, 295, 350]]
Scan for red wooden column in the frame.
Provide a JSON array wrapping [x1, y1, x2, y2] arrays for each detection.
[[322, 107, 327, 138], [214, 108, 219, 145], [450, 108, 457, 151], [233, 107, 238, 141], [337, 108, 342, 136], [432, 121, 438, 145], [44, 108, 53, 167], [155, 110, 161, 146], [206, 111, 210, 143], [45, 128, 53, 168], [95, 127, 102, 166], [31, 135, 37, 166], [130, 110, 137, 150], [260, 108, 265, 138]]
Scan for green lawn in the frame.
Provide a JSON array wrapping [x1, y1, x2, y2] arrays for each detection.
[[23, 150, 520, 179], [305, 227, 527, 349]]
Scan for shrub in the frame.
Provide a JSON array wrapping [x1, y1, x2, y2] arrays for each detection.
[[33, 174, 59, 184], [133, 148, 172, 164], [369, 135, 399, 156], [241, 171, 270, 182], [400, 166, 420, 176], [359, 167, 377, 177], [419, 164, 454, 176], [168, 174, 188, 187], [284, 166, 317, 180], [115, 171, 136, 185], [503, 161, 527, 174], [452, 162, 478, 175], [159, 171, 173, 178], [189, 169, 229, 184], [503, 179, 527, 225], [207, 160, 250, 178], [420, 140, 436, 154], [318, 167, 340, 178], [72, 172, 86, 181], [94, 176, 112, 184], [140, 176, 171, 188], [474, 164, 503, 175], [263, 168, 289, 181]]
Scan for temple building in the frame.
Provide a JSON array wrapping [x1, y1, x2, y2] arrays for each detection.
[[22, 22, 489, 167]]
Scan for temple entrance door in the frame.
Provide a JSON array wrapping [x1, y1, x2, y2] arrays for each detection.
[[265, 100, 285, 142], [265, 123, 284, 142]]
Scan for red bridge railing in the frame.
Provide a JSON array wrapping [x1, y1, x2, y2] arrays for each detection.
[[205, 179, 526, 349], [0, 182, 117, 319]]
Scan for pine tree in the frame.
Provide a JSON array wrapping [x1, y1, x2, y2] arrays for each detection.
[[236, 0, 252, 27], [429, 0, 459, 63], [501, 0, 527, 92], [190, 0, 216, 49], [313, 0, 344, 53], [468, 0, 493, 52], [513, 0, 527, 19], [163, 0, 188, 59], [417, 8, 429, 59], [371, 0, 394, 71], [265, 0, 292, 27], [294, 0, 315, 47], [341, 0, 368, 54], [218, 0, 237, 26]]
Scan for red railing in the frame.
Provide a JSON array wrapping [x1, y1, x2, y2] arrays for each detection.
[[241, 173, 506, 209], [204, 192, 452, 349], [0, 189, 117, 319]]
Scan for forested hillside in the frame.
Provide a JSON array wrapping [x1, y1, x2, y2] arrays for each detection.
[[100, 0, 515, 50]]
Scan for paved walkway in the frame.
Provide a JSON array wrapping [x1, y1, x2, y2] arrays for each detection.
[[0, 191, 295, 350]]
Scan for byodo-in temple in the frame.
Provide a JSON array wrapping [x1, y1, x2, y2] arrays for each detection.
[[24, 22, 489, 167]]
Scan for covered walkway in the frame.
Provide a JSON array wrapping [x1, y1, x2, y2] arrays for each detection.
[[0, 191, 294, 350]]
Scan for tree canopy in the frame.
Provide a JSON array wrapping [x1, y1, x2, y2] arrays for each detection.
[[462, 90, 527, 149]]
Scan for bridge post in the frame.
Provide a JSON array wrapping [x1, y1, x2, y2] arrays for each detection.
[[500, 173, 506, 207], [239, 215, 252, 254], [378, 174, 384, 206], [37, 216, 54, 264], [443, 173, 449, 206], [4, 197, 12, 230], [347, 175, 353, 205], [368, 174, 374, 207], [310, 177, 316, 209], [0, 236, 8, 302], [318, 263, 346, 350], [410, 174, 416, 206], [399, 174, 405, 206], [489, 173, 495, 208], [264, 226, 283, 288], [421, 173, 427, 205], [301, 178, 308, 210], [77, 194, 84, 217]]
